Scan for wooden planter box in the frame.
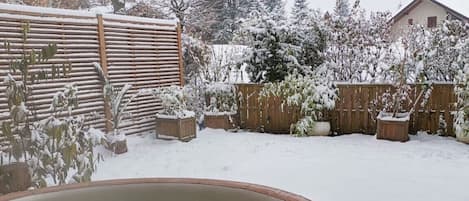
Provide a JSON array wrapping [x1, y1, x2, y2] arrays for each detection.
[[108, 139, 128, 155], [0, 162, 31, 194], [156, 116, 196, 142], [204, 113, 239, 130], [377, 113, 409, 142]]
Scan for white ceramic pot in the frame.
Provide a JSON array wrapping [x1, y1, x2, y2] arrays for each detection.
[[457, 135, 469, 144], [311, 121, 331, 136]]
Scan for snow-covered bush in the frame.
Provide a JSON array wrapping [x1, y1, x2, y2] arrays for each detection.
[[183, 36, 245, 121], [94, 62, 137, 142], [205, 83, 238, 114], [29, 84, 104, 186], [145, 86, 193, 118], [260, 68, 338, 136], [454, 39, 469, 138]]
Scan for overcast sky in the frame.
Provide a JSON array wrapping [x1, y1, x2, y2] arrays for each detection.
[[285, 0, 413, 13]]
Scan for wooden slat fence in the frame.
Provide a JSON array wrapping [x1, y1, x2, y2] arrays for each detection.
[[237, 83, 457, 136], [0, 4, 183, 136]]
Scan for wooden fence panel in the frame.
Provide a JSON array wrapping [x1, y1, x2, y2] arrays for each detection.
[[237, 84, 457, 136], [0, 5, 105, 132], [0, 4, 183, 136], [102, 14, 180, 135]]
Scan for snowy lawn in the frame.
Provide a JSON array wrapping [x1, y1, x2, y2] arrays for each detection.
[[93, 129, 469, 201]]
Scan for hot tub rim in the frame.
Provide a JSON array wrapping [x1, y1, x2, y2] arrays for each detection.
[[0, 178, 310, 201]]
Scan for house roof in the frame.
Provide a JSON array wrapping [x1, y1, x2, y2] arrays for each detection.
[[391, 0, 469, 23]]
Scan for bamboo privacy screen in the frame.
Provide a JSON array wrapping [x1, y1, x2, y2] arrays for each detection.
[[0, 4, 183, 135]]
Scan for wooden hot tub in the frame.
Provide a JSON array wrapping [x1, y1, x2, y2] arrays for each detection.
[[0, 178, 310, 201]]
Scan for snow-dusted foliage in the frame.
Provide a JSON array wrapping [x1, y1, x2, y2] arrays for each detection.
[[454, 39, 469, 138], [372, 33, 434, 119], [205, 83, 238, 114], [1, 23, 94, 189], [423, 21, 469, 81], [324, 0, 392, 82], [29, 84, 104, 186], [334, 0, 351, 17], [260, 68, 338, 136], [238, 2, 324, 83], [94, 62, 136, 140], [183, 35, 245, 119], [144, 86, 193, 118]]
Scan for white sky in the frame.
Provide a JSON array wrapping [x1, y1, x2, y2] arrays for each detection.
[[285, 0, 413, 13]]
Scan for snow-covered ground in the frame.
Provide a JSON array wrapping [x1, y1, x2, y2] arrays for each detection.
[[93, 129, 469, 201]]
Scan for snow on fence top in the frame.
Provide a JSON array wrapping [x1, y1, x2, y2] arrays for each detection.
[[0, 3, 96, 18], [0, 3, 183, 136], [0, 3, 178, 26]]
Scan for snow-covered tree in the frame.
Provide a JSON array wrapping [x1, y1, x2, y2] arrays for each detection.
[[241, 15, 302, 83], [324, 0, 392, 82], [454, 30, 469, 139], [423, 21, 469, 81], [237, 1, 326, 83], [263, 0, 283, 13], [124, 1, 168, 19], [334, 0, 350, 18], [289, 9, 326, 73], [292, 0, 310, 26]]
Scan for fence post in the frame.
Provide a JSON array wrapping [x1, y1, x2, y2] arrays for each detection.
[[97, 14, 112, 133], [176, 23, 185, 86]]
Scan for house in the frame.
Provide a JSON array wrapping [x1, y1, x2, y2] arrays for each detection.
[[390, 0, 469, 38]]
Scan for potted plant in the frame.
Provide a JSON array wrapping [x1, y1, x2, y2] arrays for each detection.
[[374, 39, 433, 142], [260, 69, 338, 137], [94, 63, 136, 154], [204, 83, 239, 130], [146, 86, 196, 142]]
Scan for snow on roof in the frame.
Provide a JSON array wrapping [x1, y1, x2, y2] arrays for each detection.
[[392, 0, 469, 21], [433, 0, 469, 19]]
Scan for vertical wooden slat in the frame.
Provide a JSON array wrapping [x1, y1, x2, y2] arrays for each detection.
[[97, 14, 111, 133], [176, 23, 184, 86], [363, 86, 369, 134]]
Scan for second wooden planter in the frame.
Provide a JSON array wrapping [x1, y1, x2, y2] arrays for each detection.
[[376, 113, 410, 142], [155, 116, 197, 142], [0, 162, 31, 194], [204, 113, 238, 130]]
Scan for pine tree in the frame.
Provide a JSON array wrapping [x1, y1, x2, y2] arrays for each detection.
[[263, 0, 283, 13], [334, 0, 350, 17], [292, 0, 309, 25]]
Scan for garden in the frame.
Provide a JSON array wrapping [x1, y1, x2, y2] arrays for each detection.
[[1, 0, 469, 201]]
